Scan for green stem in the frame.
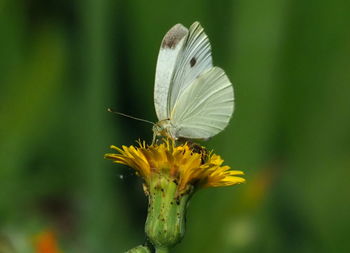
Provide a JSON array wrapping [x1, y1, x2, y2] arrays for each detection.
[[155, 247, 169, 253], [125, 245, 151, 253]]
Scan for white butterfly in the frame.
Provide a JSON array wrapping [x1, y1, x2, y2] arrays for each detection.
[[152, 21, 234, 142]]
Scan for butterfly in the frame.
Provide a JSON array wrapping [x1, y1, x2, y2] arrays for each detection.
[[152, 21, 234, 143]]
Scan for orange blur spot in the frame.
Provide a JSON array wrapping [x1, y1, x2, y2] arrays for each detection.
[[35, 230, 62, 253]]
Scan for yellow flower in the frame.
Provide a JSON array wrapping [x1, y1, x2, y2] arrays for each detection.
[[105, 139, 245, 195]]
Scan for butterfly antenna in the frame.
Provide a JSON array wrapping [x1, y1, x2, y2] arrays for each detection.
[[107, 108, 155, 125]]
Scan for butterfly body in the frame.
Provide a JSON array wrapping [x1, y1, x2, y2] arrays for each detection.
[[153, 22, 234, 142]]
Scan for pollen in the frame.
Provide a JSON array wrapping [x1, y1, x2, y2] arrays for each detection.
[[105, 139, 245, 195]]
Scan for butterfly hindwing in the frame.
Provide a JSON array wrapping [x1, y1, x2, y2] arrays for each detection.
[[171, 67, 234, 139]]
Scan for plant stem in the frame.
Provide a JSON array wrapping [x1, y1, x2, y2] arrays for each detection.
[[155, 247, 169, 253], [125, 245, 151, 253]]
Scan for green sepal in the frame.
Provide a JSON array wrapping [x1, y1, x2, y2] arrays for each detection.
[[145, 173, 192, 250]]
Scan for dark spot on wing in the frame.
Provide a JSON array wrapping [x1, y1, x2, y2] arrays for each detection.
[[190, 57, 196, 67], [161, 24, 188, 49]]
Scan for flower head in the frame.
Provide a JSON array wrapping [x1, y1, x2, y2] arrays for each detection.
[[105, 139, 245, 195], [105, 139, 245, 250]]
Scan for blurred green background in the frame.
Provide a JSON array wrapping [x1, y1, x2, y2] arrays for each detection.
[[1, 0, 350, 252]]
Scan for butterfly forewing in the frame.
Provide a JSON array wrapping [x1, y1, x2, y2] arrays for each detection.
[[154, 24, 189, 121], [168, 22, 213, 113]]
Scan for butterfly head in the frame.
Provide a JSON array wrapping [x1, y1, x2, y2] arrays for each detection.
[[152, 119, 177, 143]]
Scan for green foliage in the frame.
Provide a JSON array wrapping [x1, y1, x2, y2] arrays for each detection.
[[0, 0, 349, 252]]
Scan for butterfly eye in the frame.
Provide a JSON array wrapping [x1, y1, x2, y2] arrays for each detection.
[[153, 124, 161, 132]]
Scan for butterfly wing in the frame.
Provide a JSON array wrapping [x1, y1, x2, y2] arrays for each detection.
[[170, 67, 234, 139], [168, 22, 213, 111], [154, 24, 189, 121], [154, 22, 213, 121]]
